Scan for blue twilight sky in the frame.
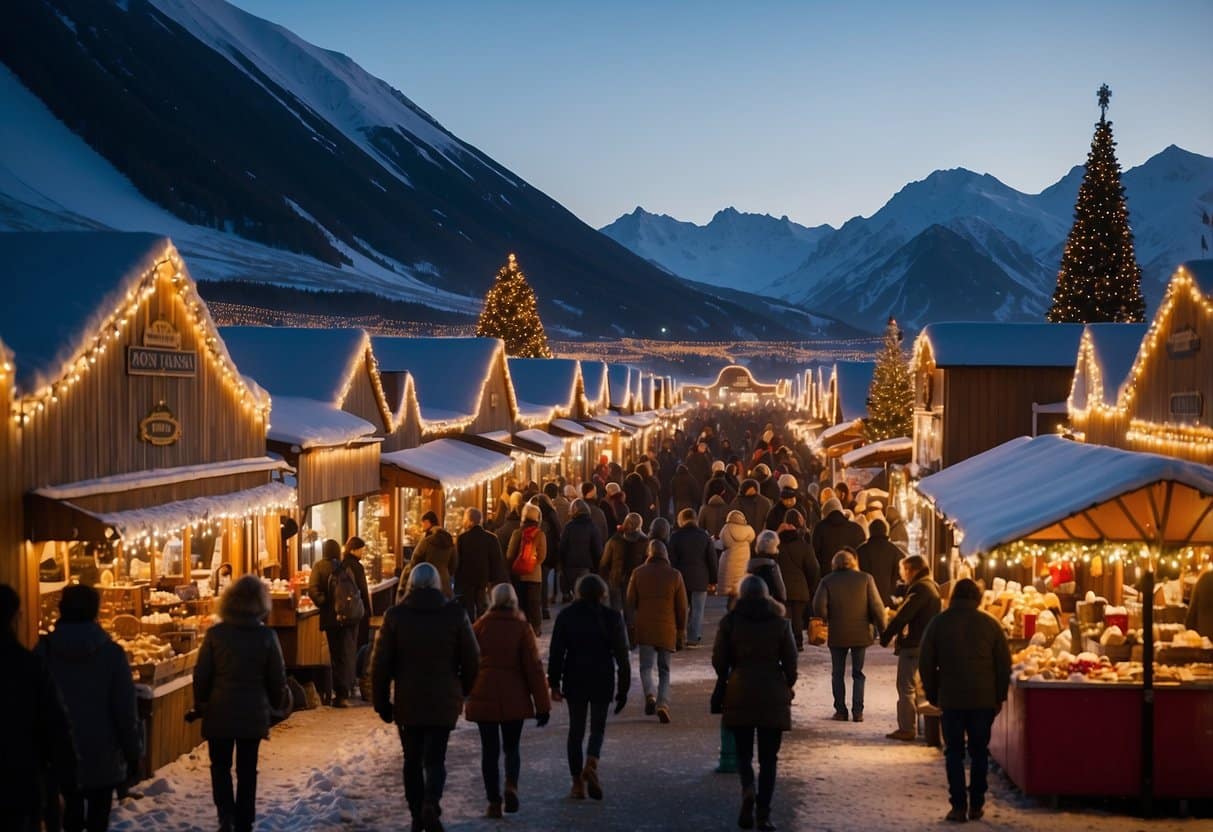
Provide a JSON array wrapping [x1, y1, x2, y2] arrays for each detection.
[[232, 0, 1213, 230]]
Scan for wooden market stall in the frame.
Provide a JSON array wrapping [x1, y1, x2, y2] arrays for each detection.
[[0, 232, 296, 772], [508, 356, 587, 483], [0, 340, 22, 642]]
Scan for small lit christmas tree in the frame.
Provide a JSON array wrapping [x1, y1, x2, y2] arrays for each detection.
[[864, 317, 914, 441], [475, 253, 553, 357], [1047, 84, 1146, 323]]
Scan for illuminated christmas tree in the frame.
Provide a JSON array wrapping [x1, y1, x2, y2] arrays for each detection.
[[864, 317, 914, 440], [475, 253, 553, 357], [1047, 84, 1146, 323]]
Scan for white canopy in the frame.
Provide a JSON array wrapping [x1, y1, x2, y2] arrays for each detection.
[[382, 439, 515, 490]]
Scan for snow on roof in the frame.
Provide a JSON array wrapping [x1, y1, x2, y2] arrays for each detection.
[[1081, 323, 1149, 406], [590, 412, 635, 434], [515, 428, 565, 456], [550, 418, 587, 436], [621, 412, 656, 428], [0, 231, 169, 391], [516, 402, 555, 423], [84, 481, 297, 540], [507, 357, 580, 410], [818, 418, 864, 444], [371, 336, 505, 425], [381, 438, 515, 489], [607, 365, 631, 407], [220, 326, 369, 403], [919, 322, 1084, 368], [267, 396, 378, 449], [840, 436, 913, 468], [580, 361, 608, 405], [33, 456, 291, 500], [1180, 259, 1213, 296], [834, 362, 875, 421], [915, 435, 1213, 556]]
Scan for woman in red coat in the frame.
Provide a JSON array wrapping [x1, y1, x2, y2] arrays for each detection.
[[465, 583, 551, 818]]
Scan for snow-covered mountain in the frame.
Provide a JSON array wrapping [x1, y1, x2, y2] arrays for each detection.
[[0, 0, 824, 340], [606, 146, 1213, 333], [600, 207, 833, 290]]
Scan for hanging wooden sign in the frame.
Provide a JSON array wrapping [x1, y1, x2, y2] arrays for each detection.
[[140, 401, 181, 446], [143, 318, 183, 350], [1167, 326, 1200, 358]]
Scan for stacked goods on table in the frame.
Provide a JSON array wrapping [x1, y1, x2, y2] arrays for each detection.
[[980, 579, 1064, 646], [115, 631, 200, 684], [1012, 644, 1213, 685]]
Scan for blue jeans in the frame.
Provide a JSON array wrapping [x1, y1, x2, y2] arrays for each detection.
[[688, 591, 707, 642], [941, 709, 995, 811], [639, 645, 671, 707], [829, 646, 867, 714]]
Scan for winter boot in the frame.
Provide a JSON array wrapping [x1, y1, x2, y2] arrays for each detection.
[[582, 756, 603, 800], [421, 801, 444, 832], [485, 802, 503, 819], [716, 724, 738, 774], [756, 806, 777, 831], [657, 705, 671, 723], [503, 781, 520, 813], [738, 788, 755, 829], [569, 775, 586, 800], [644, 695, 657, 715]]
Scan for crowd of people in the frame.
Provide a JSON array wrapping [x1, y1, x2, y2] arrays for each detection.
[[0, 407, 1012, 832]]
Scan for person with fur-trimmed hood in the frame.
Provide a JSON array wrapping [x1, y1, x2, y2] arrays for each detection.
[[747, 531, 787, 604], [603, 482, 630, 530], [718, 510, 757, 602]]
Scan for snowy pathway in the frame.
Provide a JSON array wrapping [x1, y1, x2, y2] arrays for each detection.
[[111, 598, 1197, 831]]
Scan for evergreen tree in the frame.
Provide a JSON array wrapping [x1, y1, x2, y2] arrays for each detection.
[[475, 253, 553, 357], [864, 317, 914, 441], [1047, 84, 1146, 323]]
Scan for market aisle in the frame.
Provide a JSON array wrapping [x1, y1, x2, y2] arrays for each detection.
[[110, 597, 1196, 831]]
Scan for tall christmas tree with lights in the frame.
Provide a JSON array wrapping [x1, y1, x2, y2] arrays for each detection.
[[475, 253, 553, 357], [864, 317, 914, 441], [1047, 84, 1146, 323]]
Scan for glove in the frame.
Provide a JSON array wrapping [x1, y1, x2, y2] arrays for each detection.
[[535, 712, 550, 727], [614, 696, 627, 715], [376, 705, 394, 725]]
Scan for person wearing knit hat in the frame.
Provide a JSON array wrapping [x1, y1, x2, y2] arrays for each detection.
[[811, 498, 866, 579], [747, 530, 787, 603], [753, 462, 780, 506], [777, 474, 798, 492], [603, 481, 629, 530], [711, 460, 726, 474], [763, 477, 808, 534]]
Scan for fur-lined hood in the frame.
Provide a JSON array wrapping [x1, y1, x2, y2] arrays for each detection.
[[732, 595, 786, 620], [218, 575, 269, 626]]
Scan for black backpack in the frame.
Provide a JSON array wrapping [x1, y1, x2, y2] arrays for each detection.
[[330, 562, 365, 624]]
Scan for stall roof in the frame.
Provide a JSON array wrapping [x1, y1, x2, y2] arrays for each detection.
[[515, 428, 565, 456], [1181, 259, 1213, 295], [834, 362, 875, 421], [508, 357, 580, 412], [607, 365, 631, 408], [32, 456, 292, 500], [916, 435, 1213, 556], [580, 361, 609, 406], [1080, 323, 1149, 406], [819, 418, 865, 446], [371, 336, 509, 426], [381, 438, 515, 490], [550, 418, 587, 437], [220, 327, 369, 404], [267, 397, 379, 449], [591, 411, 635, 434], [919, 322, 1084, 368], [621, 412, 656, 428], [841, 436, 913, 468]]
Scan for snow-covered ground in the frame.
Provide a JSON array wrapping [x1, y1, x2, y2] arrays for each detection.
[[111, 598, 1199, 831]]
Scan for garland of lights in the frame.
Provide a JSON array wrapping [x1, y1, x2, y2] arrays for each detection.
[[475, 253, 553, 359]]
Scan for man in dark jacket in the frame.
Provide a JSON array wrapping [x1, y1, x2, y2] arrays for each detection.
[[774, 510, 819, 651], [685, 441, 713, 496], [1, 585, 76, 832], [373, 564, 480, 830], [811, 498, 866, 577], [495, 492, 523, 553], [763, 477, 807, 531], [879, 555, 941, 741], [558, 500, 603, 600], [752, 463, 781, 507], [812, 549, 885, 722], [308, 538, 347, 705], [37, 585, 142, 832], [599, 513, 648, 617], [730, 479, 772, 537], [858, 518, 902, 607], [454, 508, 508, 621], [342, 538, 374, 662], [668, 509, 718, 646], [580, 481, 611, 547], [919, 578, 1011, 823], [623, 471, 656, 528]]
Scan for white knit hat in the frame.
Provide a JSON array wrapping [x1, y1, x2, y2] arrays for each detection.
[[778, 474, 798, 490], [711, 460, 726, 473], [605, 481, 622, 496]]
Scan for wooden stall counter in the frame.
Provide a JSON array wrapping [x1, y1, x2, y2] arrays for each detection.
[[270, 606, 329, 669], [369, 577, 398, 616], [136, 675, 203, 774]]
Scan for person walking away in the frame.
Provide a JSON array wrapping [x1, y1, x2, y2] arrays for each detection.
[[495, 492, 524, 553], [580, 482, 611, 546], [627, 540, 689, 723], [763, 476, 804, 531], [773, 511, 819, 651], [1, 585, 76, 832], [880, 555, 941, 742], [648, 516, 670, 550], [752, 464, 780, 507], [308, 539, 346, 705], [319, 538, 368, 706], [533, 493, 562, 619], [547, 482, 571, 530], [454, 508, 508, 621], [697, 483, 731, 538], [639, 462, 665, 524], [37, 585, 140, 832], [490, 479, 518, 531], [717, 510, 756, 604], [731, 479, 772, 535], [404, 524, 458, 600], [465, 584, 550, 818], [558, 500, 602, 600], [598, 512, 648, 629], [603, 482, 630, 529], [195, 575, 289, 832], [548, 575, 631, 801], [685, 440, 713, 496], [919, 578, 1011, 823], [668, 509, 717, 646], [702, 461, 734, 506], [341, 537, 374, 654], [747, 531, 787, 603], [671, 464, 701, 515], [811, 549, 885, 722], [373, 564, 480, 832], [811, 499, 865, 578], [858, 518, 902, 608], [884, 506, 910, 552], [713, 576, 797, 831], [623, 470, 656, 528], [506, 503, 548, 636]]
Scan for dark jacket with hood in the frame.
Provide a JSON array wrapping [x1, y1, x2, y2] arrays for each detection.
[[702, 472, 736, 507], [811, 510, 866, 576], [548, 599, 631, 704], [697, 494, 730, 538], [37, 621, 141, 789], [755, 473, 781, 507], [407, 528, 457, 598], [919, 596, 1011, 710], [308, 552, 342, 631], [712, 595, 798, 730], [746, 556, 787, 604], [583, 498, 611, 548], [599, 529, 649, 591], [776, 529, 819, 603], [730, 481, 773, 535], [881, 570, 941, 653], [454, 525, 508, 598], [764, 489, 808, 531], [194, 593, 289, 741], [858, 523, 904, 607], [559, 512, 604, 572], [1, 635, 76, 815], [604, 493, 630, 528], [668, 524, 718, 592], [670, 465, 700, 514], [495, 510, 521, 553], [623, 472, 656, 526], [685, 450, 713, 494], [372, 586, 480, 727]]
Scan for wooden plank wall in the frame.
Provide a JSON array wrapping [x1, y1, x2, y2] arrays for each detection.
[[942, 367, 1075, 468], [1129, 291, 1213, 433], [0, 361, 36, 645], [474, 351, 515, 434], [341, 352, 390, 433], [297, 443, 381, 509]]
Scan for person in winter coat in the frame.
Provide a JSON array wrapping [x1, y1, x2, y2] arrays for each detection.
[[373, 564, 480, 830], [774, 510, 819, 650], [37, 585, 141, 832], [731, 479, 773, 536], [341, 537, 374, 652], [195, 575, 289, 832], [603, 482, 630, 529], [763, 476, 806, 531], [1186, 566, 1213, 639], [1, 585, 76, 832], [532, 494, 563, 617], [812, 549, 885, 722], [697, 489, 731, 539], [454, 508, 509, 622], [547, 482, 572, 530], [702, 462, 736, 507], [491, 480, 519, 531], [623, 471, 656, 529], [670, 464, 700, 515], [406, 526, 458, 599], [712, 576, 798, 832], [648, 516, 671, 549], [559, 500, 603, 597], [880, 555, 942, 741], [884, 505, 911, 551], [639, 462, 665, 524], [598, 513, 648, 621], [668, 509, 718, 645], [685, 441, 714, 495], [811, 499, 866, 578], [718, 511, 757, 601], [308, 539, 350, 706], [918, 579, 1011, 823], [752, 463, 781, 507], [506, 503, 548, 636], [626, 541, 689, 723], [858, 519, 903, 608], [747, 531, 788, 604], [466, 584, 551, 819], [548, 574, 631, 802], [580, 481, 612, 548], [495, 492, 524, 553]]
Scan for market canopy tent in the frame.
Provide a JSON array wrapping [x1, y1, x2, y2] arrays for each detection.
[[916, 434, 1213, 556]]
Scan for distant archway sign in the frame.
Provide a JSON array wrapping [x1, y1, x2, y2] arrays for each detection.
[[683, 365, 787, 404]]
